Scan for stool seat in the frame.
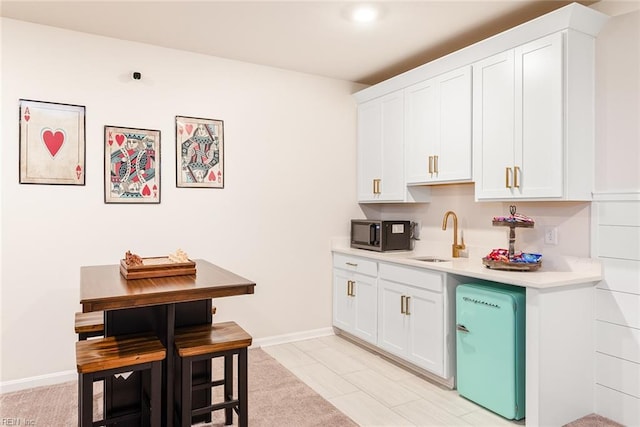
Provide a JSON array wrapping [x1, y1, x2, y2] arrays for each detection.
[[76, 334, 166, 373], [76, 334, 165, 427], [74, 311, 104, 340], [175, 321, 251, 427], [175, 321, 252, 357]]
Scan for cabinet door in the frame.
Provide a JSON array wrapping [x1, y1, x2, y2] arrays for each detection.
[[404, 79, 438, 184], [352, 274, 378, 344], [357, 92, 405, 202], [436, 66, 472, 183], [515, 32, 563, 198], [333, 269, 355, 332], [378, 279, 408, 357], [357, 99, 383, 202], [406, 286, 444, 375], [473, 50, 516, 199], [380, 91, 405, 201], [405, 66, 472, 185]]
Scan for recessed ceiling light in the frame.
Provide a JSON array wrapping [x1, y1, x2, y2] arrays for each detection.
[[348, 4, 380, 23], [350, 4, 380, 23]]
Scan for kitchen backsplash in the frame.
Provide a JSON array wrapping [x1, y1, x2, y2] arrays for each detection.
[[360, 183, 591, 261]]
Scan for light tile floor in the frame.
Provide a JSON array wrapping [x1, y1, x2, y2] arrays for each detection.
[[262, 334, 525, 427]]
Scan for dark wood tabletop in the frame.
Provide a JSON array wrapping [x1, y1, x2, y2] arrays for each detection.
[[80, 259, 255, 312]]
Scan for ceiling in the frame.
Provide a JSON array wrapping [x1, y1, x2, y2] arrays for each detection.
[[1, 0, 601, 85]]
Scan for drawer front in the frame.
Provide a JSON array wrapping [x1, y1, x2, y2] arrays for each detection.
[[333, 253, 377, 277], [379, 262, 443, 293]]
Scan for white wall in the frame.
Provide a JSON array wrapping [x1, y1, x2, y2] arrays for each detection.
[[593, 6, 640, 193], [589, 5, 640, 426], [0, 18, 364, 385]]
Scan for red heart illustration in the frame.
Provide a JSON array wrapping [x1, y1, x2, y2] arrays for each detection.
[[142, 184, 151, 196], [115, 134, 125, 146], [108, 139, 113, 146], [208, 171, 215, 181], [178, 127, 183, 135], [25, 114, 30, 122], [185, 124, 193, 135], [41, 128, 65, 157]]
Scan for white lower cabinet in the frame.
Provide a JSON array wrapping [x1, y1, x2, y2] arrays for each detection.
[[332, 254, 378, 345], [378, 263, 444, 376], [332, 253, 452, 381]]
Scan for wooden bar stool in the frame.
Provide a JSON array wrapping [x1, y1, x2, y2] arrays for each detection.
[[76, 334, 166, 427], [75, 311, 104, 340], [174, 321, 252, 427]]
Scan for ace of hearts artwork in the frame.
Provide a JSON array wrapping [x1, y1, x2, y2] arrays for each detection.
[[19, 99, 86, 185]]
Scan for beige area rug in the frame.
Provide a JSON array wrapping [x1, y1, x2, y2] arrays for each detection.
[[563, 414, 625, 427], [0, 348, 357, 426]]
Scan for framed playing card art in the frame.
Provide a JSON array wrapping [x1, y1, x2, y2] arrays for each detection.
[[104, 125, 160, 204], [176, 116, 224, 188], [19, 99, 86, 185]]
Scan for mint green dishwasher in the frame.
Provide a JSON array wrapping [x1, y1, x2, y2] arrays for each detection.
[[456, 282, 526, 420]]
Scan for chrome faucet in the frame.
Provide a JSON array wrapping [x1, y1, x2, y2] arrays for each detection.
[[442, 210, 466, 258]]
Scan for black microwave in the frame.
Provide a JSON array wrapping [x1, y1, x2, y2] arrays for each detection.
[[351, 220, 412, 252]]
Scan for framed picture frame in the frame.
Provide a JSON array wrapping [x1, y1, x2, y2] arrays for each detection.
[[104, 125, 161, 204], [19, 99, 86, 185], [176, 115, 224, 188]]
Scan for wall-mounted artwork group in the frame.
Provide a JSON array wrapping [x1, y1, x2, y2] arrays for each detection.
[[18, 99, 225, 204]]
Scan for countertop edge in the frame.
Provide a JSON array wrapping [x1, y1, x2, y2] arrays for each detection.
[[331, 246, 602, 290]]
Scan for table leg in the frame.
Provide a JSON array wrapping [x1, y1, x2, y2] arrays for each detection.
[[104, 301, 212, 427]]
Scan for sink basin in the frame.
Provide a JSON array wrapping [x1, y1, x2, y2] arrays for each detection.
[[412, 256, 451, 263]]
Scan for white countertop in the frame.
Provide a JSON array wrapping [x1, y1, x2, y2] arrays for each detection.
[[332, 245, 602, 290]]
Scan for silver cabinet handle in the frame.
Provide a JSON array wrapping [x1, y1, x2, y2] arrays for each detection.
[[456, 324, 469, 333], [405, 296, 411, 315], [400, 295, 406, 314], [346, 262, 358, 267]]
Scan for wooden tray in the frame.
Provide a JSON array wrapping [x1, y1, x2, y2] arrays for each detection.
[[482, 257, 541, 272], [492, 220, 534, 228], [120, 257, 196, 279]]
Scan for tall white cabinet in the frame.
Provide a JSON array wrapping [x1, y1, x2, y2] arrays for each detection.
[[473, 31, 596, 201]]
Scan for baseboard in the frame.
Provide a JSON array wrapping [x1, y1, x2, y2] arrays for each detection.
[[0, 327, 335, 394], [255, 327, 334, 348], [0, 370, 76, 394]]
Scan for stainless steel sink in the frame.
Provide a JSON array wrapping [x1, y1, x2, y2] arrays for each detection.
[[412, 256, 451, 263]]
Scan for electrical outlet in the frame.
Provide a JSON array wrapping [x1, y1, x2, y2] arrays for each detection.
[[544, 226, 558, 245]]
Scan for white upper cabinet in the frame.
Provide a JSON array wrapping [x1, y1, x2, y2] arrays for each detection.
[[357, 91, 431, 203], [473, 31, 595, 201], [357, 91, 405, 202], [405, 66, 472, 184], [354, 4, 607, 203]]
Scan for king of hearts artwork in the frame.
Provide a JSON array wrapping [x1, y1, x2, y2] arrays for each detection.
[[106, 127, 160, 203]]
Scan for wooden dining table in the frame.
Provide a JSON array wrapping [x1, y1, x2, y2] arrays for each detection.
[[80, 259, 256, 427]]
